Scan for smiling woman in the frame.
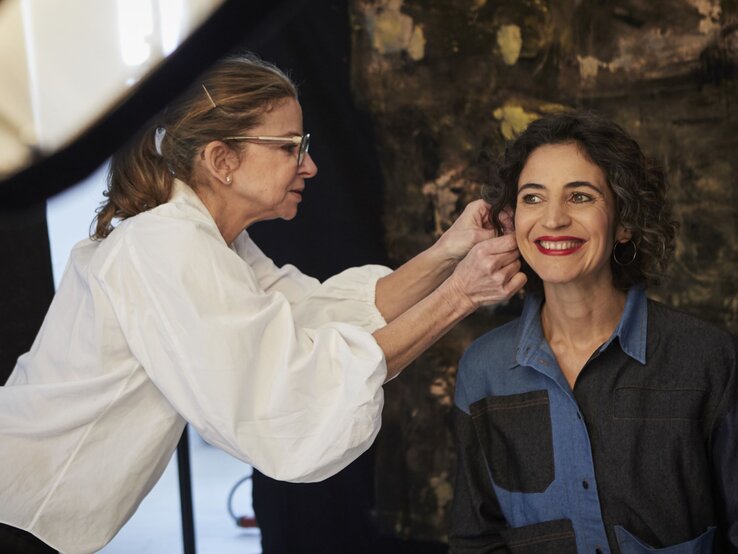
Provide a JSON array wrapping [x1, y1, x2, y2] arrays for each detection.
[[513, 142, 630, 291], [450, 111, 738, 553]]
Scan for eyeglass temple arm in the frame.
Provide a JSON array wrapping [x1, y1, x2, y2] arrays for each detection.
[[222, 135, 302, 144]]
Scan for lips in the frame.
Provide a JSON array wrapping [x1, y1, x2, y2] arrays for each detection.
[[534, 236, 585, 255]]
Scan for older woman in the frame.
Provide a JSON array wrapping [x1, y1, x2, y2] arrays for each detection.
[[451, 111, 737, 553], [0, 53, 526, 553]]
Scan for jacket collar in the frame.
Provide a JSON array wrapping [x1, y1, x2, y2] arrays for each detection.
[[514, 283, 648, 372]]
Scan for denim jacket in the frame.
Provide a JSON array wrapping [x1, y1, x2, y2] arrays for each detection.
[[451, 285, 738, 553]]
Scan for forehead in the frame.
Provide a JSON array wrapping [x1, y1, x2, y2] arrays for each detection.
[[255, 97, 303, 132], [518, 142, 606, 187]]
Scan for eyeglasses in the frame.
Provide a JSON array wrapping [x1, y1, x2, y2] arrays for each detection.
[[222, 133, 311, 166]]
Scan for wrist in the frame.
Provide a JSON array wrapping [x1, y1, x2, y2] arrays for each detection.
[[428, 235, 461, 270], [438, 274, 477, 318]]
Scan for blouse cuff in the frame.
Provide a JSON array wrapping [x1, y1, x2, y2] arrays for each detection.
[[327, 264, 392, 330]]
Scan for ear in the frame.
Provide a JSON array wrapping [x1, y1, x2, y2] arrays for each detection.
[[615, 224, 633, 243], [200, 141, 240, 185]]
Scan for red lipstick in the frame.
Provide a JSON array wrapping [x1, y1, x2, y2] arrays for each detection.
[[534, 236, 585, 256]]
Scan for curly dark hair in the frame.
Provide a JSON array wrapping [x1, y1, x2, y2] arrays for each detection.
[[483, 110, 678, 291]]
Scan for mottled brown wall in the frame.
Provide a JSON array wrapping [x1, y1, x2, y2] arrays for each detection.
[[349, 0, 738, 542]]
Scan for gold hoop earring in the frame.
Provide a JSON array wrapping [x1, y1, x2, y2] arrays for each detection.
[[613, 240, 637, 266]]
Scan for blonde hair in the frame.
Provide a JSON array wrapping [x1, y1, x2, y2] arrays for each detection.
[[92, 52, 297, 239]]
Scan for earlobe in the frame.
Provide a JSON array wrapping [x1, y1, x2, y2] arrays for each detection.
[[616, 225, 633, 243], [201, 141, 238, 185]]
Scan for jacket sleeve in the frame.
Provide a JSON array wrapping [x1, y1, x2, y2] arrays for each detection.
[[450, 375, 509, 552], [711, 337, 738, 550], [101, 217, 387, 483]]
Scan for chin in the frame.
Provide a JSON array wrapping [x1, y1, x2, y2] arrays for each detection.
[[528, 265, 581, 286], [540, 276, 579, 287]]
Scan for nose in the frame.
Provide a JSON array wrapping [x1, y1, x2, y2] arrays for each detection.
[[299, 152, 318, 178], [542, 200, 571, 229]]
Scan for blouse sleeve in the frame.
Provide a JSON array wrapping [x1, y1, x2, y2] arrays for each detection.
[[99, 216, 388, 483], [233, 231, 391, 332], [231, 231, 321, 303]]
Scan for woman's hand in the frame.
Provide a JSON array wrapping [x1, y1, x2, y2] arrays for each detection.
[[444, 233, 526, 311], [375, 232, 526, 380], [374, 202, 518, 324], [434, 200, 515, 263]]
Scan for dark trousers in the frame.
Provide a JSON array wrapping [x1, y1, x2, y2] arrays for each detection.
[[0, 523, 57, 554], [252, 448, 377, 554]]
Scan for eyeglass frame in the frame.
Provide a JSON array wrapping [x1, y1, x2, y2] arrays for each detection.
[[221, 133, 311, 166]]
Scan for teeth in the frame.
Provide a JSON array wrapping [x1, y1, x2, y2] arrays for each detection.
[[539, 240, 581, 250]]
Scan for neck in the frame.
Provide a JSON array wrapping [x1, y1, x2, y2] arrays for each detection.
[[193, 185, 257, 245], [540, 280, 627, 352]]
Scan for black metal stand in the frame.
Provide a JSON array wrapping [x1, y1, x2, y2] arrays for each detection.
[[177, 426, 196, 554]]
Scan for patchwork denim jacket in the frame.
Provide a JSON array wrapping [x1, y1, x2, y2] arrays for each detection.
[[451, 285, 738, 553]]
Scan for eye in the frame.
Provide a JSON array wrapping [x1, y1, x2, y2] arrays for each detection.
[[282, 143, 298, 153], [520, 193, 542, 204], [571, 191, 594, 203]]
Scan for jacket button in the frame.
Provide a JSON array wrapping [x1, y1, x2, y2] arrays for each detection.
[[582, 480, 590, 489]]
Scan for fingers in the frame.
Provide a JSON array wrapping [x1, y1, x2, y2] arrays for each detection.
[[476, 233, 518, 254], [492, 251, 521, 271], [495, 258, 521, 283], [447, 237, 526, 308], [467, 198, 492, 212], [458, 201, 517, 238], [467, 224, 516, 251], [499, 208, 515, 235], [484, 259, 526, 304], [503, 270, 527, 296], [461, 235, 519, 275], [471, 228, 497, 243], [463, 199, 493, 230], [461, 240, 520, 280]]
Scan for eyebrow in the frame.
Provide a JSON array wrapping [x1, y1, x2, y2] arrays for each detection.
[[518, 181, 603, 194]]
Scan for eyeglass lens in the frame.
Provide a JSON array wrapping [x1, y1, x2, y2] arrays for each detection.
[[298, 133, 311, 166]]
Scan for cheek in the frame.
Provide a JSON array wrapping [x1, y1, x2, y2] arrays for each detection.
[[514, 217, 535, 260], [513, 210, 531, 239], [514, 226, 525, 246], [593, 210, 617, 241]]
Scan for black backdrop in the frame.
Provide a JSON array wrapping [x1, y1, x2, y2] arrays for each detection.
[[0, 205, 55, 383]]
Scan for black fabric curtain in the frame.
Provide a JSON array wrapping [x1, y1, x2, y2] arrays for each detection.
[[0, 205, 54, 384], [246, 2, 387, 276]]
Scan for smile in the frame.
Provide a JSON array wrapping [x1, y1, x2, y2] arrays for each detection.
[[534, 237, 585, 255]]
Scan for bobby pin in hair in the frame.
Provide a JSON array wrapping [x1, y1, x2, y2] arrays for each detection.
[[202, 84, 217, 109]]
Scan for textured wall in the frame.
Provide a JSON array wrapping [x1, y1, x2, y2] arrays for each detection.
[[349, 0, 738, 542]]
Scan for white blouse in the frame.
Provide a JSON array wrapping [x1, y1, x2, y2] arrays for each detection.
[[0, 180, 390, 553]]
